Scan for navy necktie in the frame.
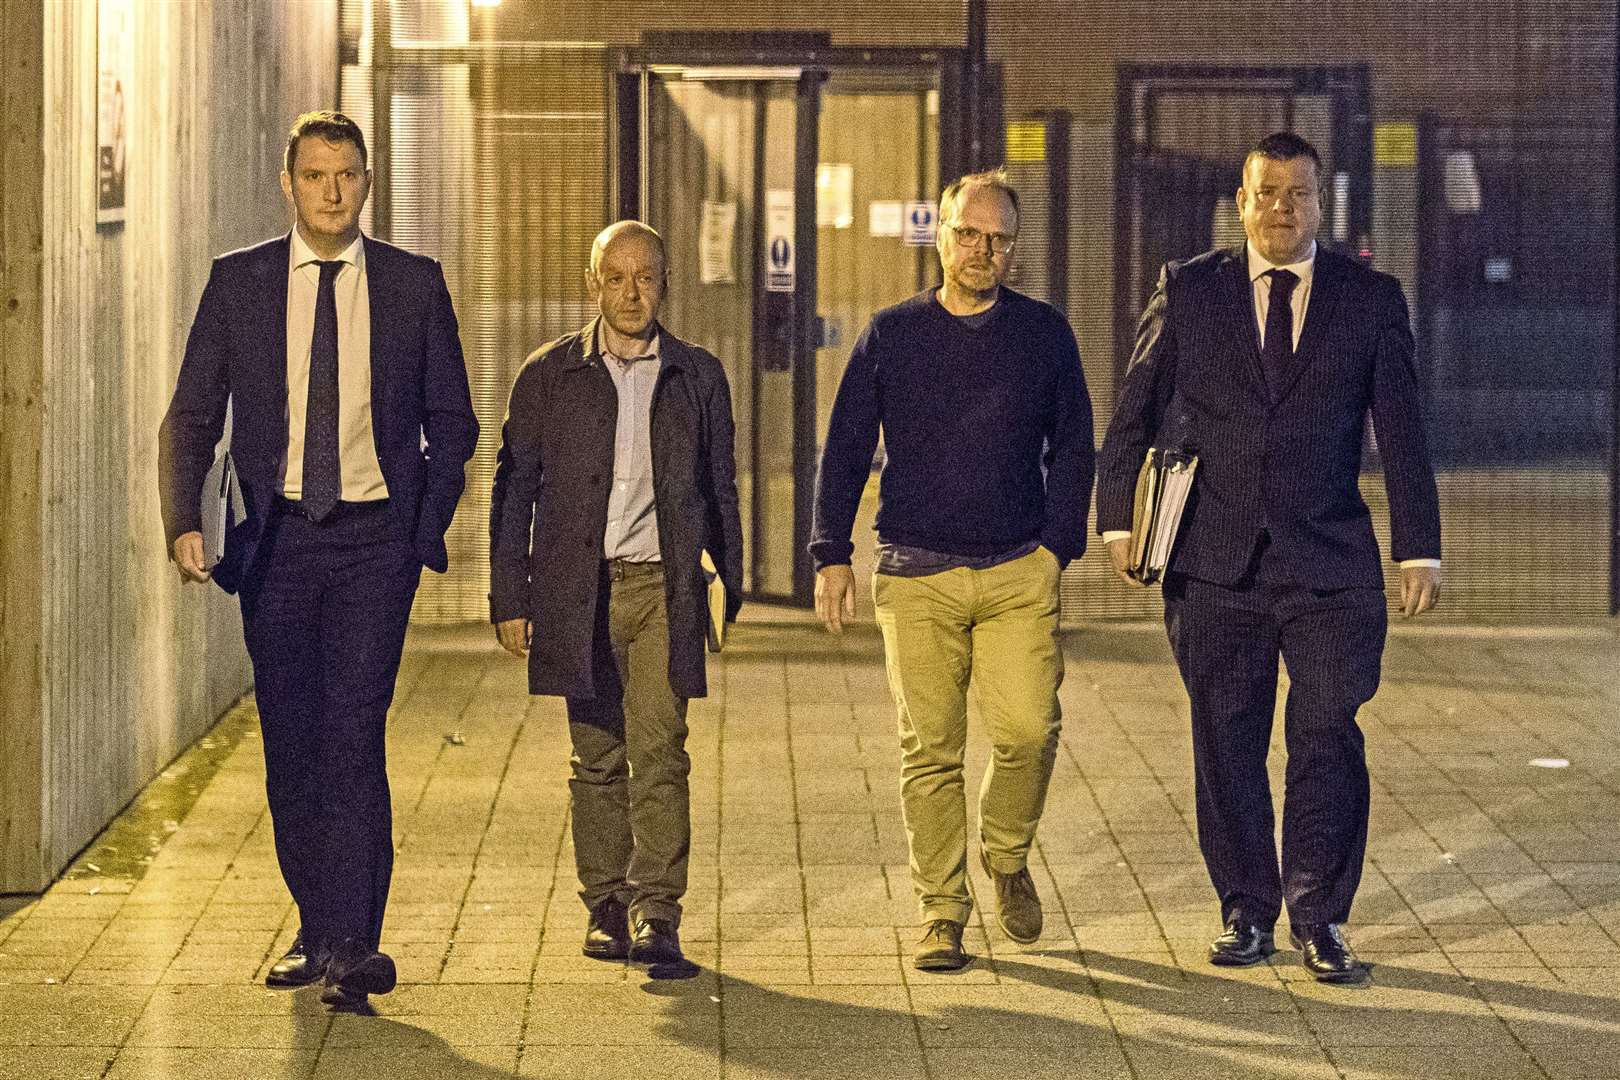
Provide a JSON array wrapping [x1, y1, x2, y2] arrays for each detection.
[[1261, 268, 1299, 398], [302, 259, 344, 522]]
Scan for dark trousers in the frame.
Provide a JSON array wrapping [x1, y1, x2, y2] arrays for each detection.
[[1163, 555, 1387, 930], [239, 501, 421, 950], [565, 561, 691, 928]]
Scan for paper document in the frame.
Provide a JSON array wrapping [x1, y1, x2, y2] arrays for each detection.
[[1127, 447, 1198, 586], [701, 549, 726, 653], [200, 449, 244, 570]]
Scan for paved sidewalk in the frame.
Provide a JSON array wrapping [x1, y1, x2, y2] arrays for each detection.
[[2, 615, 1617, 1080]]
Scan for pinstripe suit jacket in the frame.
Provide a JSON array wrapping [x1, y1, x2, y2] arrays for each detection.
[[1096, 245, 1440, 589]]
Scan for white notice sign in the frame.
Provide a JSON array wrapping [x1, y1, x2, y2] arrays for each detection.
[[816, 164, 854, 228], [699, 200, 737, 284], [868, 200, 903, 237], [903, 200, 938, 245], [765, 189, 795, 292]]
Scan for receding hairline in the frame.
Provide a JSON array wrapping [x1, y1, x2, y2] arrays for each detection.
[[939, 171, 1020, 230], [589, 221, 667, 274]]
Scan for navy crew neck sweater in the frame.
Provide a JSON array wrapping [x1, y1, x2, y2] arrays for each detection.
[[810, 287, 1095, 569]]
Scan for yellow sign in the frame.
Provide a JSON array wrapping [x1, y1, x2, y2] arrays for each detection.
[[1005, 121, 1046, 164], [1374, 123, 1418, 167]]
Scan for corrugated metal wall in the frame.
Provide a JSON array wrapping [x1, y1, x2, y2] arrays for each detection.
[[2, 0, 337, 891], [345, 4, 610, 620], [344, 0, 1615, 623]]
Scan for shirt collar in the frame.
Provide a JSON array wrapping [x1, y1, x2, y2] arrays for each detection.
[[1247, 239, 1316, 286], [590, 318, 661, 364], [289, 228, 365, 274]]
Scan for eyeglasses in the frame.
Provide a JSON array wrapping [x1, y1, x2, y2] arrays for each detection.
[[946, 223, 1016, 255]]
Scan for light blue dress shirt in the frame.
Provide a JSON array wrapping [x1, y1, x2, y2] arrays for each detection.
[[596, 322, 663, 562]]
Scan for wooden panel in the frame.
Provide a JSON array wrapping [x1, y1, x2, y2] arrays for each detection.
[[1, 0, 48, 891], [0, 0, 338, 891]]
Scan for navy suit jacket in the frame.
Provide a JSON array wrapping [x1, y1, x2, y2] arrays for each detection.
[[158, 234, 479, 594], [1096, 245, 1440, 588]]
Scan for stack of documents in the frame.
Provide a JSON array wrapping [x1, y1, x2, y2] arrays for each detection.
[[200, 449, 244, 571], [1127, 447, 1199, 585], [700, 549, 726, 652]]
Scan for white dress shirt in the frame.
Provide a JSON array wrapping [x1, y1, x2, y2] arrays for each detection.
[[1104, 240, 1439, 571], [282, 228, 388, 502], [1247, 240, 1315, 352]]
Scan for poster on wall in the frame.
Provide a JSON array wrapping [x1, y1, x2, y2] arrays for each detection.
[[699, 200, 737, 284], [96, 0, 133, 225]]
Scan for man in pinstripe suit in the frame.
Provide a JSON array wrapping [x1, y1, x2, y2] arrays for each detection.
[[1096, 132, 1441, 983]]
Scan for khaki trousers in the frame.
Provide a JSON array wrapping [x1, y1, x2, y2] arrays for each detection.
[[565, 562, 691, 927], [872, 547, 1064, 924]]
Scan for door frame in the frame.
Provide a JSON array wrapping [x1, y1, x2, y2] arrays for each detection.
[[612, 34, 986, 605], [1113, 64, 1374, 382]]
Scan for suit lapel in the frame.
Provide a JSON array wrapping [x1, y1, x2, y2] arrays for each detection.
[[362, 236, 395, 432], [1272, 248, 1346, 405], [1221, 247, 1268, 399], [261, 235, 292, 457]]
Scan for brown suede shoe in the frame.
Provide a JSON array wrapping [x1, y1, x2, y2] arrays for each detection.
[[980, 846, 1043, 944], [913, 919, 969, 971]]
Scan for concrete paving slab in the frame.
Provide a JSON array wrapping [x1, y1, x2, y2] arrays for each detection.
[[105, 1047, 319, 1080], [0, 619, 1610, 1078], [0, 1047, 115, 1079]]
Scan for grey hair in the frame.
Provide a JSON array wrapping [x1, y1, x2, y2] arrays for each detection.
[[589, 220, 667, 275]]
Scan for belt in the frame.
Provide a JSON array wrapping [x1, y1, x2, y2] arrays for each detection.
[[605, 558, 662, 581], [273, 495, 390, 520]]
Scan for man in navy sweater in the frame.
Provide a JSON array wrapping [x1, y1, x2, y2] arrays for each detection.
[[811, 170, 1094, 970]]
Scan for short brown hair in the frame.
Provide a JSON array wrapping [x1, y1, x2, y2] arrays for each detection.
[[284, 111, 368, 174], [1244, 131, 1322, 176], [939, 168, 1020, 230]]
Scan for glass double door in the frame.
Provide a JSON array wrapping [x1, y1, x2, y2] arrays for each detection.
[[627, 62, 939, 604]]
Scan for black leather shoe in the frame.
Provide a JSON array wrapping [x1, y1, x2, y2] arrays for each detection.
[[1208, 920, 1276, 967], [628, 918, 683, 966], [1289, 922, 1363, 983], [265, 932, 327, 988], [320, 937, 397, 1006], [583, 897, 631, 961]]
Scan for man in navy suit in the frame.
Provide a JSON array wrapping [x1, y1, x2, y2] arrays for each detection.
[[158, 111, 478, 1007], [1096, 132, 1440, 983]]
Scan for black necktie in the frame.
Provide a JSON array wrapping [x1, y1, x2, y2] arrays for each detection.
[[302, 259, 344, 521], [1261, 268, 1298, 398]]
